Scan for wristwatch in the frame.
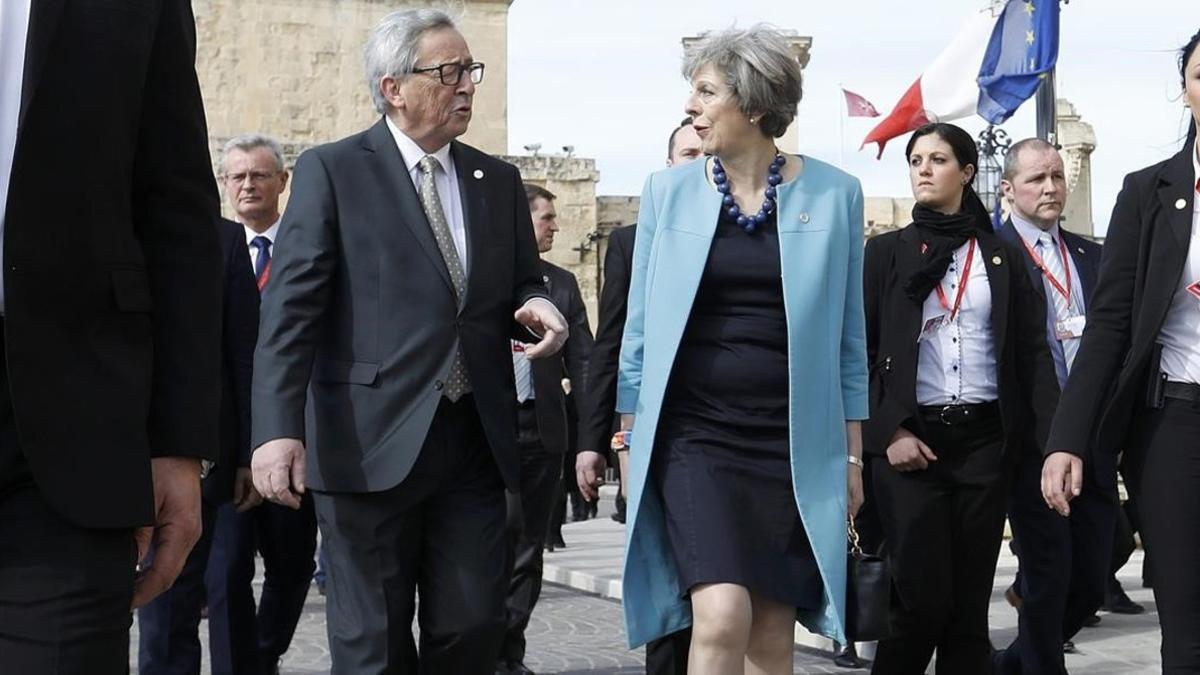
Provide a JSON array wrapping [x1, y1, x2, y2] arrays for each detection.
[[610, 430, 631, 452]]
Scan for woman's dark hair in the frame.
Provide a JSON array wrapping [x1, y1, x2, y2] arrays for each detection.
[[903, 122, 991, 227], [1182, 29, 1200, 148]]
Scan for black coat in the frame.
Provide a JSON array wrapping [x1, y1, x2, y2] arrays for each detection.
[[579, 224, 635, 454], [4, 0, 222, 528], [528, 260, 593, 454], [863, 224, 1060, 457], [1047, 144, 1198, 484], [207, 219, 259, 504], [251, 119, 548, 493]]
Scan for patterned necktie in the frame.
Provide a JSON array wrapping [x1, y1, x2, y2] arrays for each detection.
[[251, 236, 272, 291], [416, 155, 470, 401], [1038, 232, 1079, 371]]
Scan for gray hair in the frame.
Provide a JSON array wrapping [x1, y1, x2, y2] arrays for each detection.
[[682, 24, 803, 139], [1002, 138, 1059, 181], [363, 9, 457, 114], [220, 133, 285, 172]]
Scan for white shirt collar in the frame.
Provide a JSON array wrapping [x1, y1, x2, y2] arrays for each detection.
[[243, 218, 280, 246], [385, 116, 453, 175], [1010, 211, 1061, 248], [1192, 138, 1199, 203]]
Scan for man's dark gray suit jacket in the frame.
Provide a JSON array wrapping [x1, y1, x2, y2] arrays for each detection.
[[528, 261, 594, 455], [251, 118, 548, 494]]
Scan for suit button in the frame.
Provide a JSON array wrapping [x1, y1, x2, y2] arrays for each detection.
[[434, 380, 444, 391]]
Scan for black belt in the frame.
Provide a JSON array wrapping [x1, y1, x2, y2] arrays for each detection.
[[1164, 381, 1200, 403], [918, 401, 1000, 426]]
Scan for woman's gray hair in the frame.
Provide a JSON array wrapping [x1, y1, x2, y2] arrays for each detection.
[[682, 24, 803, 139], [363, 9, 458, 114], [220, 133, 285, 172]]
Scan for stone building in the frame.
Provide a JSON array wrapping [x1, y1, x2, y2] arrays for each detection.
[[195, 0, 514, 199]]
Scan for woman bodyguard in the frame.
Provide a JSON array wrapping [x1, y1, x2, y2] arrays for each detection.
[[863, 123, 1059, 674], [616, 24, 868, 675], [1043, 30, 1200, 672]]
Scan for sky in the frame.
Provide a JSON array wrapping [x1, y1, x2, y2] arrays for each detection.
[[506, 0, 1196, 237]]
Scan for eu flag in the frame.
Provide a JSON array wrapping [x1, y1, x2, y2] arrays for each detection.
[[976, 0, 1060, 124]]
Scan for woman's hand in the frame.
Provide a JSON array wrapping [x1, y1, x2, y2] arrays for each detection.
[[886, 427, 937, 472], [848, 464, 864, 519], [846, 421, 864, 518]]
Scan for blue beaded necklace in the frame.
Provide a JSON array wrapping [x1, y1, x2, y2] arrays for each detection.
[[713, 152, 785, 233]]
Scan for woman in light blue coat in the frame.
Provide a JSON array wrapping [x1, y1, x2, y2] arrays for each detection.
[[616, 25, 868, 675]]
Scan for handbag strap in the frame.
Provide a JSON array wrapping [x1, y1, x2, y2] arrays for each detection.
[[847, 515, 863, 557]]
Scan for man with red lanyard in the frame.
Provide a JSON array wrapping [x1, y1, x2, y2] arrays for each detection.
[[993, 139, 1110, 675]]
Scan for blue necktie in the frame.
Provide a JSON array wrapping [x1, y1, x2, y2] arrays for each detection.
[[251, 236, 272, 286]]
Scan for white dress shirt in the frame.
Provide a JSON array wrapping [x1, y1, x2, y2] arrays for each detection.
[[385, 117, 468, 272], [1158, 141, 1200, 385], [244, 219, 281, 273], [916, 239, 1000, 405], [512, 340, 535, 402], [0, 0, 33, 313], [1010, 214, 1087, 388]]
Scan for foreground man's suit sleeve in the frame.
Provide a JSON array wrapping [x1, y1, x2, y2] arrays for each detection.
[[3, 0, 222, 528]]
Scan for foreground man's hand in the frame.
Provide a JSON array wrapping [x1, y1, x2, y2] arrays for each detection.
[[1042, 451, 1083, 517], [132, 457, 203, 609], [515, 297, 567, 359], [252, 438, 307, 510], [576, 450, 608, 502]]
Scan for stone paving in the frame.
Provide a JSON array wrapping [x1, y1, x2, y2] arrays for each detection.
[[129, 492, 1164, 674]]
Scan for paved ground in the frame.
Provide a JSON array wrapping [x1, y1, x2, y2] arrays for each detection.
[[129, 492, 1164, 674]]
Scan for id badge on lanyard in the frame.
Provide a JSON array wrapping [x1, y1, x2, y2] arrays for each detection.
[[919, 240, 976, 343]]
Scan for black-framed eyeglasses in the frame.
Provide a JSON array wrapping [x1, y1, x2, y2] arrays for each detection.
[[411, 61, 485, 86]]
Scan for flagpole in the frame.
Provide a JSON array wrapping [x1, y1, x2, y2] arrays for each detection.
[[1036, 68, 1057, 144], [838, 84, 846, 166]]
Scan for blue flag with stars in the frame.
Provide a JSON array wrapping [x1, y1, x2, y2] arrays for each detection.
[[976, 0, 1060, 124]]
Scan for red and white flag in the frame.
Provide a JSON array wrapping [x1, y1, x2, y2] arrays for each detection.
[[842, 89, 880, 118], [862, 8, 1000, 158]]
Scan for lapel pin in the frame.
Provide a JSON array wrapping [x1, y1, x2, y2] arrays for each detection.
[[1077, 246, 1085, 254], [473, 169, 484, 180], [992, 255, 1003, 266], [1177, 198, 1188, 210], [543, 275, 550, 284], [798, 212, 810, 224]]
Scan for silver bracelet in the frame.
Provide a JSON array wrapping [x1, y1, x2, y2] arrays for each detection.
[[847, 455, 864, 468]]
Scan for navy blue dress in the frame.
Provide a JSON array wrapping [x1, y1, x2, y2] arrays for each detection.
[[651, 208, 822, 610]]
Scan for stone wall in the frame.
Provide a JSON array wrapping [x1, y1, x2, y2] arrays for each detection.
[[196, 0, 513, 214]]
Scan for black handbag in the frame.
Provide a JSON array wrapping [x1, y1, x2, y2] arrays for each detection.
[[845, 516, 893, 642]]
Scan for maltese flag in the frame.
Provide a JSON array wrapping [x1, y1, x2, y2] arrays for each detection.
[[842, 89, 880, 118], [861, 8, 1000, 158]]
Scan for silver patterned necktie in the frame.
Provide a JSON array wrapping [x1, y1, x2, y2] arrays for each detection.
[[1037, 232, 1080, 371], [416, 155, 470, 401]]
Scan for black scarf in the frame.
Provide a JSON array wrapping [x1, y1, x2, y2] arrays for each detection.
[[903, 196, 992, 303]]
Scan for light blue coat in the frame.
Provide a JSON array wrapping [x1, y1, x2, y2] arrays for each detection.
[[616, 155, 869, 647]]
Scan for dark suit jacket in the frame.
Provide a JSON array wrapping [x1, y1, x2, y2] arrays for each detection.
[[251, 118, 548, 493], [528, 261, 593, 455], [4, 0, 222, 528], [863, 225, 1060, 458], [580, 224, 635, 454], [208, 219, 259, 504], [1047, 145, 1197, 484], [995, 219, 1102, 306]]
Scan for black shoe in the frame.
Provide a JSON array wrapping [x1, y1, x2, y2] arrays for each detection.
[[1103, 588, 1146, 614], [1083, 613, 1102, 627], [1063, 640, 1077, 654], [552, 532, 567, 549], [832, 642, 863, 669]]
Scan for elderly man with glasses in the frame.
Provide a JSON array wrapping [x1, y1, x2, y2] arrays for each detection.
[[249, 9, 566, 674]]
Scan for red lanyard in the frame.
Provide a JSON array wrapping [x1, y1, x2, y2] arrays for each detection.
[[1019, 235, 1071, 303], [933, 239, 975, 322]]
